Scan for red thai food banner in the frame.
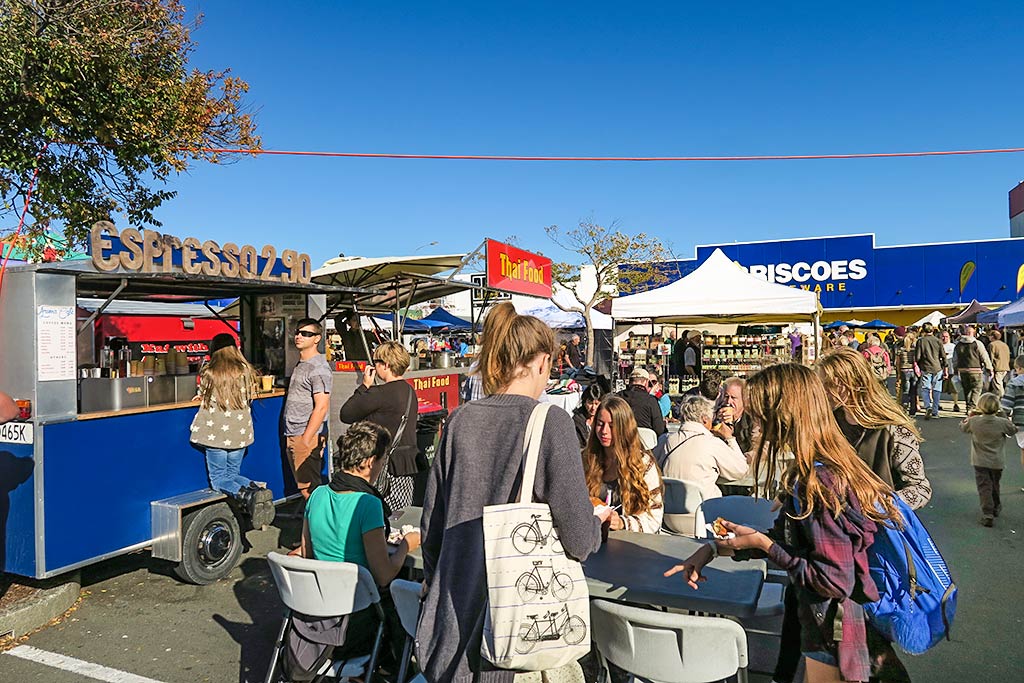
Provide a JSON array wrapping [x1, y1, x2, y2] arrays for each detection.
[[485, 239, 553, 298], [406, 373, 459, 414]]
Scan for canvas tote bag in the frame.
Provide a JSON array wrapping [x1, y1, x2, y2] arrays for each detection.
[[480, 402, 591, 671]]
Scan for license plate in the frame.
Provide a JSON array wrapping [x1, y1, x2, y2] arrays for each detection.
[[0, 421, 33, 445]]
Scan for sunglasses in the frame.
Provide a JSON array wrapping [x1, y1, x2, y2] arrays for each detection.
[[295, 330, 319, 338]]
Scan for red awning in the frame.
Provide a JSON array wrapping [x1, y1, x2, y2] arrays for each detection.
[[95, 315, 237, 344]]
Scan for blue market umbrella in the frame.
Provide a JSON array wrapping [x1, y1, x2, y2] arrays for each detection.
[[824, 320, 848, 329], [859, 319, 897, 330]]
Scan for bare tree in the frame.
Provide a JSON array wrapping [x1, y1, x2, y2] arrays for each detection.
[[545, 220, 669, 366]]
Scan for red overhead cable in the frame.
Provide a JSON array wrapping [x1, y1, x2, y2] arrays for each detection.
[[168, 144, 1024, 162]]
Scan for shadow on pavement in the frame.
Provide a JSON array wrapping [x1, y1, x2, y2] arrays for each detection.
[[213, 556, 282, 683]]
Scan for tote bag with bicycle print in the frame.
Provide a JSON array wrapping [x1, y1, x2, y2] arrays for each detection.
[[480, 403, 591, 671]]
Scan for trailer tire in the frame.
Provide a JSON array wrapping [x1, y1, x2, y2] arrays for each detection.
[[175, 503, 242, 585]]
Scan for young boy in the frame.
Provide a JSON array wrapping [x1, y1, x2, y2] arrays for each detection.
[[960, 392, 1016, 526]]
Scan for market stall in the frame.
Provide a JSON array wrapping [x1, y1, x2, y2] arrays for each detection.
[[0, 222, 368, 584], [611, 248, 821, 389]]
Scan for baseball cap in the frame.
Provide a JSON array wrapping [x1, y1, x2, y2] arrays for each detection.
[[630, 368, 651, 382]]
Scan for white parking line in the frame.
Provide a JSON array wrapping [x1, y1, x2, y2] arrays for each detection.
[[4, 645, 169, 683]]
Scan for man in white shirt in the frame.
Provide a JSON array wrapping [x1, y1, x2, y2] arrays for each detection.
[[661, 395, 750, 534]]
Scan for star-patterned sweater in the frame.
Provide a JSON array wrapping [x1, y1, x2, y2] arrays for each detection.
[[189, 375, 255, 450]]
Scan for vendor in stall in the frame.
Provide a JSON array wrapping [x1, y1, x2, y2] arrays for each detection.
[[337, 312, 375, 362]]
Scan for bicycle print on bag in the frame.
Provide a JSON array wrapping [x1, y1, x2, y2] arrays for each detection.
[[511, 513, 564, 554], [516, 560, 575, 603], [514, 605, 588, 655]]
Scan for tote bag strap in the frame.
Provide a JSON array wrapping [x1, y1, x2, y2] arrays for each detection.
[[517, 403, 552, 504]]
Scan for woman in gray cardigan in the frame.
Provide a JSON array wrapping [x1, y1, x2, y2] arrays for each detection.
[[417, 303, 607, 683]]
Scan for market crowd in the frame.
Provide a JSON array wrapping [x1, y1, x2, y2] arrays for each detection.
[[66, 310, 1018, 682]]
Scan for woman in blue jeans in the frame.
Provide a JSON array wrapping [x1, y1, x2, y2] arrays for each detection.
[[190, 333, 274, 527]]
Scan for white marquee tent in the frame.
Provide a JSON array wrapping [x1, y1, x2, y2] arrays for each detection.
[[612, 248, 820, 325]]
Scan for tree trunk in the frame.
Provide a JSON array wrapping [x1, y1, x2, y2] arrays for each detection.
[[584, 305, 595, 368]]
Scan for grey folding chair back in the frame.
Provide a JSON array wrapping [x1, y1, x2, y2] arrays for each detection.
[[264, 552, 384, 683], [390, 579, 428, 683], [661, 477, 705, 537], [697, 495, 777, 537], [590, 599, 748, 683]]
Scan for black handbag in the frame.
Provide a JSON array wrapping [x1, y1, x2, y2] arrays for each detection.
[[372, 389, 416, 496]]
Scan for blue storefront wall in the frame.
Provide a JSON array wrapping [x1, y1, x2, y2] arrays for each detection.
[[642, 234, 1024, 311]]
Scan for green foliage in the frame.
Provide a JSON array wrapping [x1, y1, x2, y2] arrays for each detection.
[[0, 0, 260, 258]]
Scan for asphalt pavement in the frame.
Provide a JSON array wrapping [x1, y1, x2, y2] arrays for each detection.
[[2, 403, 1023, 682]]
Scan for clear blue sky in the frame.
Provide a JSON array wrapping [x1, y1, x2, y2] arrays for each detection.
[[154, 2, 1024, 266]]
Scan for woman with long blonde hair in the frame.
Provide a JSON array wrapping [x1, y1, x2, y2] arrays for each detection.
[[582, 395, 664, 533], [418, 302, 609, 683], [817, 347, 930, 510], [190, 333, 273, 527], [666, 363, 904, 683]]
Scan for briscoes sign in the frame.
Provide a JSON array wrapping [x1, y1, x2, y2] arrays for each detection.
[[743, 258, 868, 284], [696, 235, 876, 308], [485, 239, 553, 298], [89, 221, 312, 284]]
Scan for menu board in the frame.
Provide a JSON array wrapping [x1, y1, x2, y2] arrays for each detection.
[[37, 305, 77, 381]]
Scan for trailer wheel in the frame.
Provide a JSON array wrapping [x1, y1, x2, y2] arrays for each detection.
[[174, 503, 242, 585]]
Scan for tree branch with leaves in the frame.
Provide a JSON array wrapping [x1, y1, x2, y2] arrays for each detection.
[[544, 220, 668, 366], [0, 0, 260, 259]]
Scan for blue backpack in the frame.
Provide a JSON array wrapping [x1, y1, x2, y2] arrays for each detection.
[[794, 480, 957, 655], [862, 494, 957, 655]]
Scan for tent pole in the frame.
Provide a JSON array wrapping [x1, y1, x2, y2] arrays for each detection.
[[812, 311, 821, 364]]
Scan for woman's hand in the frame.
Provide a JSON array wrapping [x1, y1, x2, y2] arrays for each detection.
[[663, 545, 714, 590], [714, 520, 772, 553], [362, 365, 376, 388], [401, 530, 421, 553], [593, 505, 613, 523], [608, 510, 625, 531]]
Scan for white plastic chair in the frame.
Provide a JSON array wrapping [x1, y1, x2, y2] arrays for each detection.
[[661, 477, 705, 537], [637, 427, 659, 451], [590, 599, 749, 683], [390, 579, 428, 683], [264, 552, 385, 683]]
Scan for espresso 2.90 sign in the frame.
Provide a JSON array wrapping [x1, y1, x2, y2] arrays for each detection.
[[89, 221, 312, 284], [485, 238, 552, 298]]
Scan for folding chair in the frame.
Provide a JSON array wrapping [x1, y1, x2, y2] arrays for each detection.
[[390, 579, 427, 683], [265, 552, 385, 683], [590, 598, 749, 683], [661, 477, 705, 537]]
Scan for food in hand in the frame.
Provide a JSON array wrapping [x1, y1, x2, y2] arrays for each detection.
[[712, 517, 729, 537]]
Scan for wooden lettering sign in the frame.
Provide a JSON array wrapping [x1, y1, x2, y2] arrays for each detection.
[[90, 221, 312, 284]]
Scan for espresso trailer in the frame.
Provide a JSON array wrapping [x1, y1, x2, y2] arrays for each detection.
[[0, 222, 369, 583]]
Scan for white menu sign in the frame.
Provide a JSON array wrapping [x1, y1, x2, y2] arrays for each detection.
[[37, 305, 76, 381]]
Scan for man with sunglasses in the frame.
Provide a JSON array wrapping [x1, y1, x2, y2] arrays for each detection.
[[283, 318, 333, 499]]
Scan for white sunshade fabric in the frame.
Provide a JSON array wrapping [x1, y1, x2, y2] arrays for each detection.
[[611, 248, 819, 323], [910, 310, 946, 327]]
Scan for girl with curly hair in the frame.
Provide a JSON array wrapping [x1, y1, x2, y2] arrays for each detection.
[[582, 395, 664, 533]]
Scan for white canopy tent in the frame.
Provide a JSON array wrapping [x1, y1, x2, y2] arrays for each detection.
[[910, 310, 945, 328], [514, 287, 613, 330], [612, 248, 821, 357], [612, 248, 820, 324]]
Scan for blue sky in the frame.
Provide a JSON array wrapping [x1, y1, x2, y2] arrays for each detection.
[[153, 2, 1024, 266]]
